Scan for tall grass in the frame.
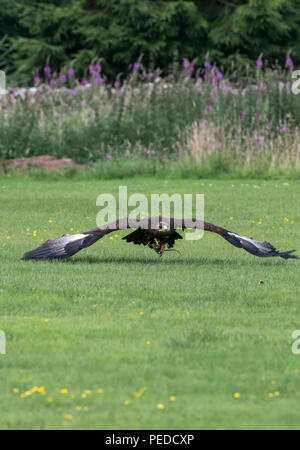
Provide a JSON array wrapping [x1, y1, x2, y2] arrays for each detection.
[[0, 56, 299, 177]]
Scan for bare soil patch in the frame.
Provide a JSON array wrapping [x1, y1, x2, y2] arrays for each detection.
[[0, 155, 87, 172]]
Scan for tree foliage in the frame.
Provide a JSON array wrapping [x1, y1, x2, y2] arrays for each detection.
[[1, 0, 300, 83]]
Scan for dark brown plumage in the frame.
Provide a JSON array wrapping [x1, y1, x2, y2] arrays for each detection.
[[122, 227, 183, 255]]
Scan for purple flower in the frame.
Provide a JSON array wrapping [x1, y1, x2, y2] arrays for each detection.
[[114, 79, 121, 88], [216, 70, 223, 80], [72, 88, 78, 96], [95, 62, 101, 73], [285, 55, 294, 70], [44, 66, 51, 76], [148, 72, 154, 81], [199, 121, 206, 129], [205, 104, 213, 111], [221, 82, 232, 92], [183, 58, 190, 69], [178, 151, 183, 157], [133, 62, 141, 72], [95, 75, 104, 85], [68, 68, 75, 78], [11, 88, 18, 99], [242, 110, 247, 120], [258, 81, 265, 91], [212, 85, 218, 95], [256, 57, 263, 69], [49, 78, 56, 87], [255, 137, 264, 147], [33, 75, 41, 85], [266, 122, 272, 128], [204, 60, 212, 70], [81, 79, 88, 86], [281, 126, 289, 132], [106, 154, 112, 161], [196, 75, 203, 85], [89, 63, 96, 73], [59, 74, 67, 83], [146, 149, 154, 154]]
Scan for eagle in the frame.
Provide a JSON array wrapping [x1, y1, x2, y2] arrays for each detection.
[[22, 216, 297, 260]]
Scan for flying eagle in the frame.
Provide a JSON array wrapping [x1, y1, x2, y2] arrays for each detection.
[[22, 216, 297, 260]]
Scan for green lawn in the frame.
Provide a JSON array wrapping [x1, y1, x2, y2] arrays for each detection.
[[1, 176, 300, 430]]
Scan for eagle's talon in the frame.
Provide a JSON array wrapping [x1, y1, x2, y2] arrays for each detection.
[[150, 242, 166, 256], [159, 244, 166, 256]]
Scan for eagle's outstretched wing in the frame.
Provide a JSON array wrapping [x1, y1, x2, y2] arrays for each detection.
[[21, 216, 298, 260], [21, 232, 104, 260], [223, 231, 297, 259]]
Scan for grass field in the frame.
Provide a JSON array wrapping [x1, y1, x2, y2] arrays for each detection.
[[1, 176, 300, 430]]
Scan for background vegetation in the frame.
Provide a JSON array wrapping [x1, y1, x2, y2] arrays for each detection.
[[1, 0, 300, 84], [1, 0, 300, 177], [1, 59, 299, 178]]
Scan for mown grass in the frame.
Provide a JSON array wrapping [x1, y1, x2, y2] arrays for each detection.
[[1, 177, 300, 429]]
